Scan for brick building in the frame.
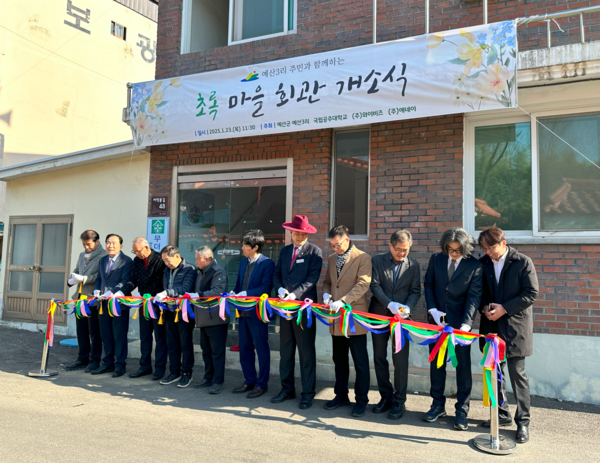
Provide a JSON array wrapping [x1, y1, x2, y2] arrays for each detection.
[[139, 0, 600, 403]]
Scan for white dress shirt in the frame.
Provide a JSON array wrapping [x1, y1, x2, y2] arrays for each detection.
[[447, 255, 463, 271], [248, 254, 261, 264], [492, 248, 509, 283]]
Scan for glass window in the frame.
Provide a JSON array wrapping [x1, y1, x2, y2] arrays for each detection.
[[538, 113, 600, 232], [41, 224, 68, 267], [111, 21, 126, 40], [39, 273, 66, 294], [237, 0, 284, 41], [333, 130, 370, 236], [9, 271, 33, 293], [474, 123, 532, 231], [11, 224, 36, 266]]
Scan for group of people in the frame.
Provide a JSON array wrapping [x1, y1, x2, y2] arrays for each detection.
[[64, 215, 538, 444]]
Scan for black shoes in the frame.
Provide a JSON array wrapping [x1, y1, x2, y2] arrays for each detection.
[[324, 396, 351, 410], [129, 369, 152, 379], [177, 373, 193, 388], [388, 404, 406, 420], [194, 378, 212, 389], [351, 403, 367, 417], [152, 371, 165, 381], [232, 384, 254, 394], [372, 398, 393, 414], [271, 390, 296, 404], [299, 397, 313, 410], [112, 369, 126, 378], [90, 365, 115, 375], [422, 405, 447, 422], [63, 359, 88, 372], [209, 383, 223, 394], [84, 362, 100, 373], [160, 373, 181, 385], [248, 387, 267, 399], [454, 410, 468, 431], [516, 425, 529, 443], [481, 416, 513, 428]]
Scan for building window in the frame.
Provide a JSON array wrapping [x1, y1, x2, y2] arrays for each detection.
[[465, 110, 600, 238], [181, 0, 295, 54], [111, 21, 126, 40], [332, 130, 370, 237]]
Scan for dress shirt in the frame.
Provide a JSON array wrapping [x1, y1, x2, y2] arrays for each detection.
[[447, 255, 463, 271], [492, 248, 509, 283]]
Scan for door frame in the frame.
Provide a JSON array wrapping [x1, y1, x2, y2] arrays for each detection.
[[3, 215, 73, 325]]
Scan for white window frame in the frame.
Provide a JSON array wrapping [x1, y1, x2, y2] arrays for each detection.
[[229, 0, 296, 46], [464, 106, 600, 243], [330, 127, 371, 241]]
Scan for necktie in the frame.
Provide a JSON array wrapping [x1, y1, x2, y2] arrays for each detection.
[[393, 261, 403, 285], [448, 259, 457, 280], [290, 246, 299, 269], [107, 259, 114, 274]]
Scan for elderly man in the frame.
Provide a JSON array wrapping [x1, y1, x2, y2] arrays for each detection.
[[370, 230, 421, 420], [64, 230, 106, 372], [155, 245, 197, 388], [191, 246, 228, 394], [272, 215, 323, 410], [323, 225, 372, 418], [123, 237, 167, 381], [423, 227, 483, 430], [92, 234, 133, 377], [231, 229, 275, 399], [478, 227, 538, 444]]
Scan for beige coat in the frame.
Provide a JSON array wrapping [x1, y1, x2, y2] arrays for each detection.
[[323, 246, 372, 336]]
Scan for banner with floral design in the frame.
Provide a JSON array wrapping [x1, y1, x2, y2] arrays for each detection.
[[129, 21, 517, 147]]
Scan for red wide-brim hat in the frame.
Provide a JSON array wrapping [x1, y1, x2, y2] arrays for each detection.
[[282, 215, 317, 234]]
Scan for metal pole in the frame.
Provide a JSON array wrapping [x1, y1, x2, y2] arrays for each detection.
[[483, 0, 488, 24], [547, 20, 552, 49], [28, 341, 58, 378], [373, 0, 377, 44], [579, 13, 585, 43], [425, 0, 429, 33]]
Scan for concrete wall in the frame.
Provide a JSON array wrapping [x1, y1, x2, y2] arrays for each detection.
[[0, 153, 151, 339]]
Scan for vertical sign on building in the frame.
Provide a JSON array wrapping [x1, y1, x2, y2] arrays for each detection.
[[147, 217, 169, 252]]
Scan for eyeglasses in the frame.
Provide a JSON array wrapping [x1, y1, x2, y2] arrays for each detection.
[[447, 248, 463, 255], [329, 240, 348, 250]]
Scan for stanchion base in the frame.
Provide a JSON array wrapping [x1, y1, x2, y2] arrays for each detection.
[[473, 433, 516, 455], [28, 369, 58, 378]]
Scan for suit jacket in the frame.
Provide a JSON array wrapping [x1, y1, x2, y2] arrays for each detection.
[[122, 249, 166, 296], [369, 253, 421, 317], [478, 247, 539, 358], [323, 245, 372, 336], [273, 242, 323, 302], [424, 252, 483, 329], [94, 252, 134, 297], [68, 245, 107, 298], [233, 254, 275, 317]]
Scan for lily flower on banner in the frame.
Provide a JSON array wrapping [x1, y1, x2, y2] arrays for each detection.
[[170, 77, 182, 88], [456, 30, 484, 75], [426, 32, 444, 49], [137, 112, 153, 135], [476, 63, 510, 96], [147, 90, 164, 116]]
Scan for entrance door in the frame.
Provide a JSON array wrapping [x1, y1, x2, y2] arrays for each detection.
[[3, 216, 72, 325]]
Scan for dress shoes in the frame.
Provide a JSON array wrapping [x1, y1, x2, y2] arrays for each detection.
[[422, 405, 447, 422], [160, 373, 181, 385], [247, 387, 267, 399], [324, 396, 351, 410], [299, 397, 313, 410], [90, 365, 115, 375], [112, 369, 126, 378], [63, 359, 88, 372], [480, 416, 513, 428], [454, 410, 468, 431], [516, 425, 529, 443], [84, 362, 100, 373], [271, 390, 296, 404], [129, 369, 152, 379], [152, 371, 165, 381], [232, 384, 254, 394], [351, 403, 367, 418], [209, 383, 223, 394], [372, 398, 393, 414], [194, 378, 213, 389], [388, 404, 406, 420]]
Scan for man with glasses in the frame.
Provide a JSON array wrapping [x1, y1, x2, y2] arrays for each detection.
[[123, 237, 167, 381], [322, 225, 372, 418], [423, 227, 483, 431]]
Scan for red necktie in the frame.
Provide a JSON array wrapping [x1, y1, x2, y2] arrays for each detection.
[[290, 247, 299, 269]]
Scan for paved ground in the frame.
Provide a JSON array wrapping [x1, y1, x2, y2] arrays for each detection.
[[1, 325, 599, 463]]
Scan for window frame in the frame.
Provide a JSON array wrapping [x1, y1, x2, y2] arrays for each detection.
[[228, 0, 296, 46], [110, 21, 126, 40], [330, 126, 371, 241], [464, 106, 600, 241]]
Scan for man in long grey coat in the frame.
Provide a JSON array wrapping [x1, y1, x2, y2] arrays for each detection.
[[64, 230, 107, 372]]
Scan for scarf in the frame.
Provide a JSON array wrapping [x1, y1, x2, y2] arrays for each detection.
[[335, 242, 353, 276]]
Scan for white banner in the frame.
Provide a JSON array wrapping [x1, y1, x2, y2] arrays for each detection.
[[130, 21, 517, 147]]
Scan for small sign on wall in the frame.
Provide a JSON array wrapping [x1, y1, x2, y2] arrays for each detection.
[[150, 195, 168, 217], [147, 217, 170, 252]]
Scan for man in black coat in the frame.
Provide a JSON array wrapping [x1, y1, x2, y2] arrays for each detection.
[[123, 237, 167, 381], [190, 246, 228, 395], [370, 230, 421, 420], [271, 215, 323, 410], [423, 227, 483, 431], [478, 227, 538, 444]]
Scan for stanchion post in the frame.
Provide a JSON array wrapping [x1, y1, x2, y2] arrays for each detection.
[[28, 340, 58, 378]]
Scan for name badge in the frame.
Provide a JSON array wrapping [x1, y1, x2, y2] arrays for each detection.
[[296, 259, 305, 263]]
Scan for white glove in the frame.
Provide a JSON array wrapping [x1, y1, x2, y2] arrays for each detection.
[[460, 324, 471, 332], [229, 291, 236, 296], [102, 291, 113, 299], [428, 308, 446, 326], [93, 290, 101, 297], [330, 300, 345, 312], [67, 278, 77, 286], [133, 291, 141, 297], [284, 293, 297, 301], [237, 291, 247, 297], [186, 292, 200, 299], [70, 273, 84, 283], [154, 291, 167, 302], [113, 291, 124, 298], [277, 287, 289, 299], [387, 302, 402, 315], [400, 304, 411, 319], [323, 293, 332, 305]]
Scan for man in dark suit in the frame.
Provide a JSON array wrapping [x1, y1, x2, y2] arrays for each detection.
[[423, 227, 483, 431], [271, 215, 323, 410], [92, 234, 133, 377], [123, 237, 167, 381], [478, 227, 538, 444], [231, 229, 275, 399], [370, 230, 421, 420]]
